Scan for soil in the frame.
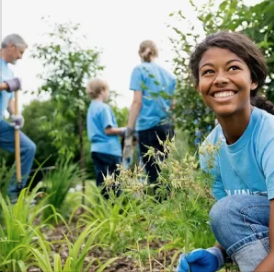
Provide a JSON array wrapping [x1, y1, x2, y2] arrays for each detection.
[[27, 221, 178, 272]]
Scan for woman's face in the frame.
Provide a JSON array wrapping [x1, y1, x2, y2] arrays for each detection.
[[197, 47, 258, 118]]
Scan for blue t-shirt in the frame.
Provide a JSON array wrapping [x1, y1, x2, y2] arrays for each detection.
[[200, 107, 274, 201], [87, 100, 122, 157], [0, 58, 14, 121], [129, 62, 176, 131]]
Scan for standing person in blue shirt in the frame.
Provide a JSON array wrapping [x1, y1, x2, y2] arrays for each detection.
[[123, 40, 176, 193], [86, 78, 126, 198], [0, 34, 36, 201], [177, 32, 274, 272]]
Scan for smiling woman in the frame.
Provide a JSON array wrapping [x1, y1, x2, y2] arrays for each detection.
[[177, 31, 274, 272]]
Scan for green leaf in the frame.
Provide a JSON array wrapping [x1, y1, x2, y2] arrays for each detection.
[[96, 257, 120, 272]]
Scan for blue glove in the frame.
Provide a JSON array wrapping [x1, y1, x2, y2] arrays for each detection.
[[177, 247, 224, 272]]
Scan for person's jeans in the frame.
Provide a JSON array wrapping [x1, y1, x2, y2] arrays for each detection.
[[91, 152, 121, 199], [209, 195, 270, 271], [0, 120, 36, 198], [138, 122, 174, 185]]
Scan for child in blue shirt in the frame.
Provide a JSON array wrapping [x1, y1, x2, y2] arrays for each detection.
[[177, 32, 274, 272], [86, 78, 125, 198]]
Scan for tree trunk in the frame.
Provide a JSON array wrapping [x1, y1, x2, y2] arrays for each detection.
[[77, 110, 86, 205]]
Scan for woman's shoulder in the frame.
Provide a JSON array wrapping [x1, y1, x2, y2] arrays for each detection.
[[253, 107, 274, 131], [201, 124, 223, 146], [208, 124, 223, 141], [254, 107, 274, 142], [132, 63, 146, 71]]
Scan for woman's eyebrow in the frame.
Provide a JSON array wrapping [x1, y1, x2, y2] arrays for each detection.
[[226, 59, 243, 65], [199, 59, 243, 70], [199, 63, 214, 70]]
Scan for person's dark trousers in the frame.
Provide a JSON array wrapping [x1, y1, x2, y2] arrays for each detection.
[[91, 152, 121, 199], [138, 122, 174, 193]]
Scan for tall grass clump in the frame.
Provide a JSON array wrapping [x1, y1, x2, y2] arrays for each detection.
[[0, 184, 57, 272], [0, 160, 14, 199], [75, 135, 221, 270], [43, 158, 84, 221]]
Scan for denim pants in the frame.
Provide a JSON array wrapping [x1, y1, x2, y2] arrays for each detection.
[[91, 152, 121, 198], [138, 122, 174, 185], [0, 120, 36, 197], [209, 195, 270, 271]]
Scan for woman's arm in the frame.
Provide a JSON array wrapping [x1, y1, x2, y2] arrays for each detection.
[[127, 90, 142, 130], [255, 199, 274, 272]]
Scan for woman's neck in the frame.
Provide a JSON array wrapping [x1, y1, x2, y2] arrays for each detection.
[[217, 105, 253, 145]]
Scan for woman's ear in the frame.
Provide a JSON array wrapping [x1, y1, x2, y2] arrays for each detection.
[[251, 82, 258, 90]]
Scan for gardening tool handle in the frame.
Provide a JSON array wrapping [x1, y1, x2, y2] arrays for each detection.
[[15, 91, 22, 183]]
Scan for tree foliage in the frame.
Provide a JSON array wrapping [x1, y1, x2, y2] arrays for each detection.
[[22, 100, 59, 168], [31, 21, 103, 162]]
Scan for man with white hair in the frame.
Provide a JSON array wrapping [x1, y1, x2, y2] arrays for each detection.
[[0, 34, 36, 201]]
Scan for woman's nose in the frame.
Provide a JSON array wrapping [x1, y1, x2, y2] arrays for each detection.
[[213, 73, 229, 86]]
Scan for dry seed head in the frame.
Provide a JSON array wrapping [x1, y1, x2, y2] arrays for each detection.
[[103, 173, 116, 187]]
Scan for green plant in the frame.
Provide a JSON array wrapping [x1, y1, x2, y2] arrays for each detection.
[[0, 160, 14, 199], [28, 222, 119, 272], [73, 137, 217, 270], [76, 183, 144, 254], [0, 184, 56, 272], [43, 158, 84, 221]]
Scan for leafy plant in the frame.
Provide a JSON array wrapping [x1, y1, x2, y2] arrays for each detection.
[[74, 136, 216, 270], [43, 158, 84, 221], [0, 185, 56, 272], [0, 160, 14, 199], [28, 221, 119, 272]]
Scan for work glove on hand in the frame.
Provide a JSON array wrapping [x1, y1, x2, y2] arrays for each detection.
[[4, 78, 22, 92], [177, 247, 224, 272], [120, 127, 127, 136], [123, 127, 134, 160], [11, 114, 25, 129]]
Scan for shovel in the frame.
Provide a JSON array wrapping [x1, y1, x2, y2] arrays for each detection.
[[14, 91, 22, 188]]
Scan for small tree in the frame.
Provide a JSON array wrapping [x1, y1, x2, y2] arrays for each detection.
[[32, 21, 103, 200], [22, 99, 59, 168]]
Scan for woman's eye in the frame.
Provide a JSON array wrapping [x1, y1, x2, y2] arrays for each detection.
[[228, 65, 240, 71], [202, 69, 214, 75]]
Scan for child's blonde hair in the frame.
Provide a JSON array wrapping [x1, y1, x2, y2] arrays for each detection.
[[139, 40, 158, 62], [86, 78, 108, 99]]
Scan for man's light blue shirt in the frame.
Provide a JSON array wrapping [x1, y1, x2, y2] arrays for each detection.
[[129, 62, 176, 131], [0, 58, 14, 121], [200, 107, 274, 201], [87, 100, 122, 157]]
